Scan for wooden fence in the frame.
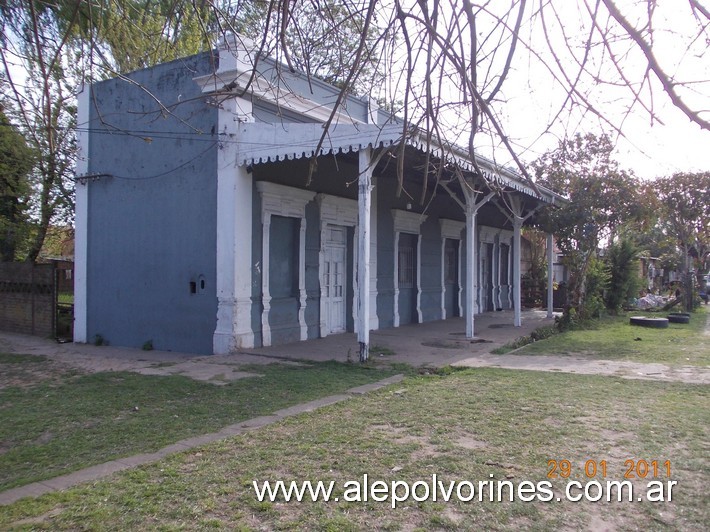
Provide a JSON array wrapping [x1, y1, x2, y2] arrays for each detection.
[[0, 262, 60, 337]]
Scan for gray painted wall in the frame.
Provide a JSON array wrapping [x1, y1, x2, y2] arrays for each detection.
[[86, 53, 218, 354]]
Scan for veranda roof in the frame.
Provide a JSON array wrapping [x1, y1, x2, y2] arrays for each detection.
[[232, 122, 562, 204]]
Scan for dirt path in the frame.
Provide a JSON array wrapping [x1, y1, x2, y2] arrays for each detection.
[[453, 352, 710, 384], [454, 311, 710, 384]]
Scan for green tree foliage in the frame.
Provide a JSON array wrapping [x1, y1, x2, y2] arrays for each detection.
[[62, 0, 211, 75], [0, 1, 78, 262], [0, 106, 35, 261], [532, 133, 646, 319], [584, 256, 610, 319], [0, 0, 210, 261], [654, 172, 710, 310], [604, 238, 641, 313]]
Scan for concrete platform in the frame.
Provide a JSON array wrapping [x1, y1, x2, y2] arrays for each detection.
[[0, 310, 555, 385], [235, 310, 556, 367]]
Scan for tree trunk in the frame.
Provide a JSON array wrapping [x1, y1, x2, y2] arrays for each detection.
[[24, 184, 53, 263], [683, 244, 693, 311]]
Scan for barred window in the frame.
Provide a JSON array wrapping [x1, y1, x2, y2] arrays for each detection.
[[444, 239, 458, 284], [398, 246, 414, 288]]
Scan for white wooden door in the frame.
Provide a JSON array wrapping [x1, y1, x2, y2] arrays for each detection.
[[324, 225, 347, 334]]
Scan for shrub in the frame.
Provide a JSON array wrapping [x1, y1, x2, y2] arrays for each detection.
[[604, 238, 641, 313]]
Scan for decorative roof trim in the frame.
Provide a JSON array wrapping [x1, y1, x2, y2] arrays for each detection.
[[233, 122, 562, 204], [234, 123, 402, 166]]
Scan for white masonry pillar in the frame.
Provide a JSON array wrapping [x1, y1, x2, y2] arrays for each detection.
[[465, 206, 478, 337], [513, 217, 523, 327], [73, 84, 90, 343], [357, 147, 373, 362], [213, 97, 255, 353], [547, 232, 554, 318]]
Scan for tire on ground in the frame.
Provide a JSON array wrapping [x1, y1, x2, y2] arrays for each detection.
[[667, 314, 690, 324], [629, 316, 669, 328]]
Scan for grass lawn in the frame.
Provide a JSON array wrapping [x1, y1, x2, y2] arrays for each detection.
[[501, 306, 709, 366], [0, 356, 398, 492], [57, 293, 74, 305], [0, 369, 706, 530]]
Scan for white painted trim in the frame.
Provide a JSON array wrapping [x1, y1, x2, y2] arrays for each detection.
[[508, 236, 514, 309], [317, 194, 358, 338], [261, 214, 272, 346], [416, 233, 423, 323], [439, 219, 464, 320], [318, 233, 327, 337], [513, 218, 523, 327], [478, 237, 491, 312], [369, 177, 379, 330], [352, 228, 359, 332], [298, 218, 308, 341], [440, 238, 447, 320], [496, 239, 503, 310], [393, 230, 400, 328], [318, 194, 358, 226], [357, 148, 373, 360], [463, 190, 495, 338], [195, 34, 359, 127], [457, 239, 463, 317], [440, 219, 465, 240], [547, 232, 554, 318], [257, 182, 316, 218], [368, 98, 379, 125], [392, 209, 428, 327], [256, 182, 316, 346], [491, 234, 501, 312], [392, 209, 427, 234], [478, 225, 501, 313], [73, 85, 90, 343], [214, 97, 255, 354], [465, 208, 477, 336]]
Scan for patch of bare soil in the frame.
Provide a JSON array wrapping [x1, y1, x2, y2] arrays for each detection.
[[0, 356, 83, 389], [454, 435, 487, 450], [369, 424, 443, 462]]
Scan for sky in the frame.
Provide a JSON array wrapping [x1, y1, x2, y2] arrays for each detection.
[[379, 0, 709, 181], [489, 0, 710, 180]]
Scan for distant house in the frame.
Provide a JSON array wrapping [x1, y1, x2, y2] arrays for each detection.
[[74, 35, 562, 356]]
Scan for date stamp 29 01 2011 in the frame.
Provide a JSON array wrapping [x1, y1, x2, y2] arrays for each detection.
[[547, 459, 672, 480]]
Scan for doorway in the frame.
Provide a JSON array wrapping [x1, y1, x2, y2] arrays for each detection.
[[444, 238, 460, 317], [323, 225, 347, 334], [398, 232, 418, 325]]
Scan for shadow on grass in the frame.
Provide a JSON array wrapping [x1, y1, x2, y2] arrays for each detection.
[[0, 360, 399, 491]]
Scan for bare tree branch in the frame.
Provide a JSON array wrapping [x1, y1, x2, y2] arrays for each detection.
[[602, 0, 710, 131]]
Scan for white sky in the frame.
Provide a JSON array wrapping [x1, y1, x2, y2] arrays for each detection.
[[485, 0, 710, 179], [380, 0, 709, 180]]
